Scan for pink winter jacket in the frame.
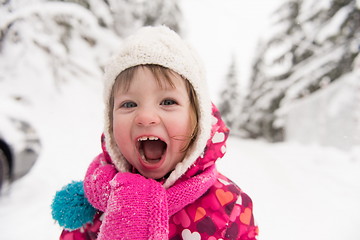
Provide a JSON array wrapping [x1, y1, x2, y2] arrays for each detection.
[[59, 107, 258, 240]]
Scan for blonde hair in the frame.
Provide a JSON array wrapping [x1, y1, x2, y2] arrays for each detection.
[[109, 64, 199, 152]]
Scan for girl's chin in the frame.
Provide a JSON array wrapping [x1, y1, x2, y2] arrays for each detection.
[[138, 170, 167, 180], [135, 166, 173, 181]]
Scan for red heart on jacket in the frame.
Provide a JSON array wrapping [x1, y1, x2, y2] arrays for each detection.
[[194, 207, 206, 222], [215, 189, 234, 206], [240, 207, 252, 225]]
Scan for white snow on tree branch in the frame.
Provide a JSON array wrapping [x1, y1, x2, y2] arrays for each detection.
[[1, 2, 98, 31], [315, 5, 353, 43]]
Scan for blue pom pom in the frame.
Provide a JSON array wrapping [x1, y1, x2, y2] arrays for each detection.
[[51, 181, 96, 230]]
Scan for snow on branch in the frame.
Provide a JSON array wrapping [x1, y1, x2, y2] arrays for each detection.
[[315, 5, 353, 43], [1, 2, 98, 33]]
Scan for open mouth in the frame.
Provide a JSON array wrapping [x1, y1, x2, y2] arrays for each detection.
[[137, 136, 167, 164]]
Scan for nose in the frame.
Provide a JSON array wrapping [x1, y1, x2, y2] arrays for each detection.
[[135, 107, 160, 127]]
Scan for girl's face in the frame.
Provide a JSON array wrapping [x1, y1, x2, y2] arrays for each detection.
[[112, 67, 194, 179]]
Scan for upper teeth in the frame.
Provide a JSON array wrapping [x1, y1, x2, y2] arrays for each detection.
[[137, 136, 159, 141]]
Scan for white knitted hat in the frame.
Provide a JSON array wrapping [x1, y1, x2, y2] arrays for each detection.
[[103, 25, 212, 188]]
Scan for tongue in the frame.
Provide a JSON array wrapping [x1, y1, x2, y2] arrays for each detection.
[[142, 140, 166, 160]]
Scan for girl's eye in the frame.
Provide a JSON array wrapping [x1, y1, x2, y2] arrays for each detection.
[[121, 101, 137, 108], [161, 99, 177, 106]]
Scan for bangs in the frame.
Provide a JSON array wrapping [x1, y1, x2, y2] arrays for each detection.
[[113, 65, 176, 94]]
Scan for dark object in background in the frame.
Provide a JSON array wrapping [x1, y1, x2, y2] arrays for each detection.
[[0, 113, 41, 194]]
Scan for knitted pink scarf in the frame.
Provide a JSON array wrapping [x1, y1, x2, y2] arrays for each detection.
[[84, 155, 217, 240]]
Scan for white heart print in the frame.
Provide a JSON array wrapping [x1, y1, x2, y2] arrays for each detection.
[[181, 229, 201, 240], [212, 131, 225, 143]]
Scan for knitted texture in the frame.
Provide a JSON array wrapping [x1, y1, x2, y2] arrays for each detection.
[[84, 158, 217, 239], [83, 153, 117, 212], [166, 165, 217, 216], [101, 26, 213, 188], [51, 181, 96, 230], [98, 173, 169, 240]]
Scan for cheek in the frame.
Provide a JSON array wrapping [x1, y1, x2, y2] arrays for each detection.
[[112, 116, 131, 148], [167, 112, 193, 140]]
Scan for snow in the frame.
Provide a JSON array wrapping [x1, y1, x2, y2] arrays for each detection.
[[315, 4, 352, 43], [180, 0, 283, 100], [1, 0, 360, 239], [280, 71, 360, 151], [0, 80, 104, 239], [300, 0, 331, 23], [263, 39, 293, 78], [220, 138, 360, 240], [280, 44, 345, 102]]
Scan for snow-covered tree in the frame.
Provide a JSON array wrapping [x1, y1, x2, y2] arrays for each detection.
[[102, 0, 183, 37], [54, 0, 183, 37], [218, 56, 241, 130], [239, 0, 360, 142], [0, 0, 184, 109], [0, 0, 119, 103]]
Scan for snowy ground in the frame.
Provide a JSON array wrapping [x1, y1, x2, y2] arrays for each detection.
[[0, 82, 359, 240], [221, 138, 360, 240]]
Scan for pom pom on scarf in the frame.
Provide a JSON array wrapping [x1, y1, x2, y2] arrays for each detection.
[[51, 181, 96, 230]]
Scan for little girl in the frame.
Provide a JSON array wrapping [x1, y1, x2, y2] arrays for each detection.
[[52, 26, 258, 240]]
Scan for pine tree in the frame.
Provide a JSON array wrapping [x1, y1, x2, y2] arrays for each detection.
[[105, 0, 183, 37], [0, 0, 120, 89], [52, 0, 183, 37], [0, 0, 185, 107], [239, 0, 360, 142], [238, 0, 303, 141], [219, 56, 241, 130]]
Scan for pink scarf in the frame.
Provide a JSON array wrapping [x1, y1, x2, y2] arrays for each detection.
[[84, 155, 217, 240]]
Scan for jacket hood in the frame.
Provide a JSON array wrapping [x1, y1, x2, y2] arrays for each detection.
[[174, 104, 229, 185], [102, 26, 222, 187], [102, 26, 215, 187]]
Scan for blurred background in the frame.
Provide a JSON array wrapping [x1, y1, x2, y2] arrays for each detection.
[[0, 0, 359, 239]]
